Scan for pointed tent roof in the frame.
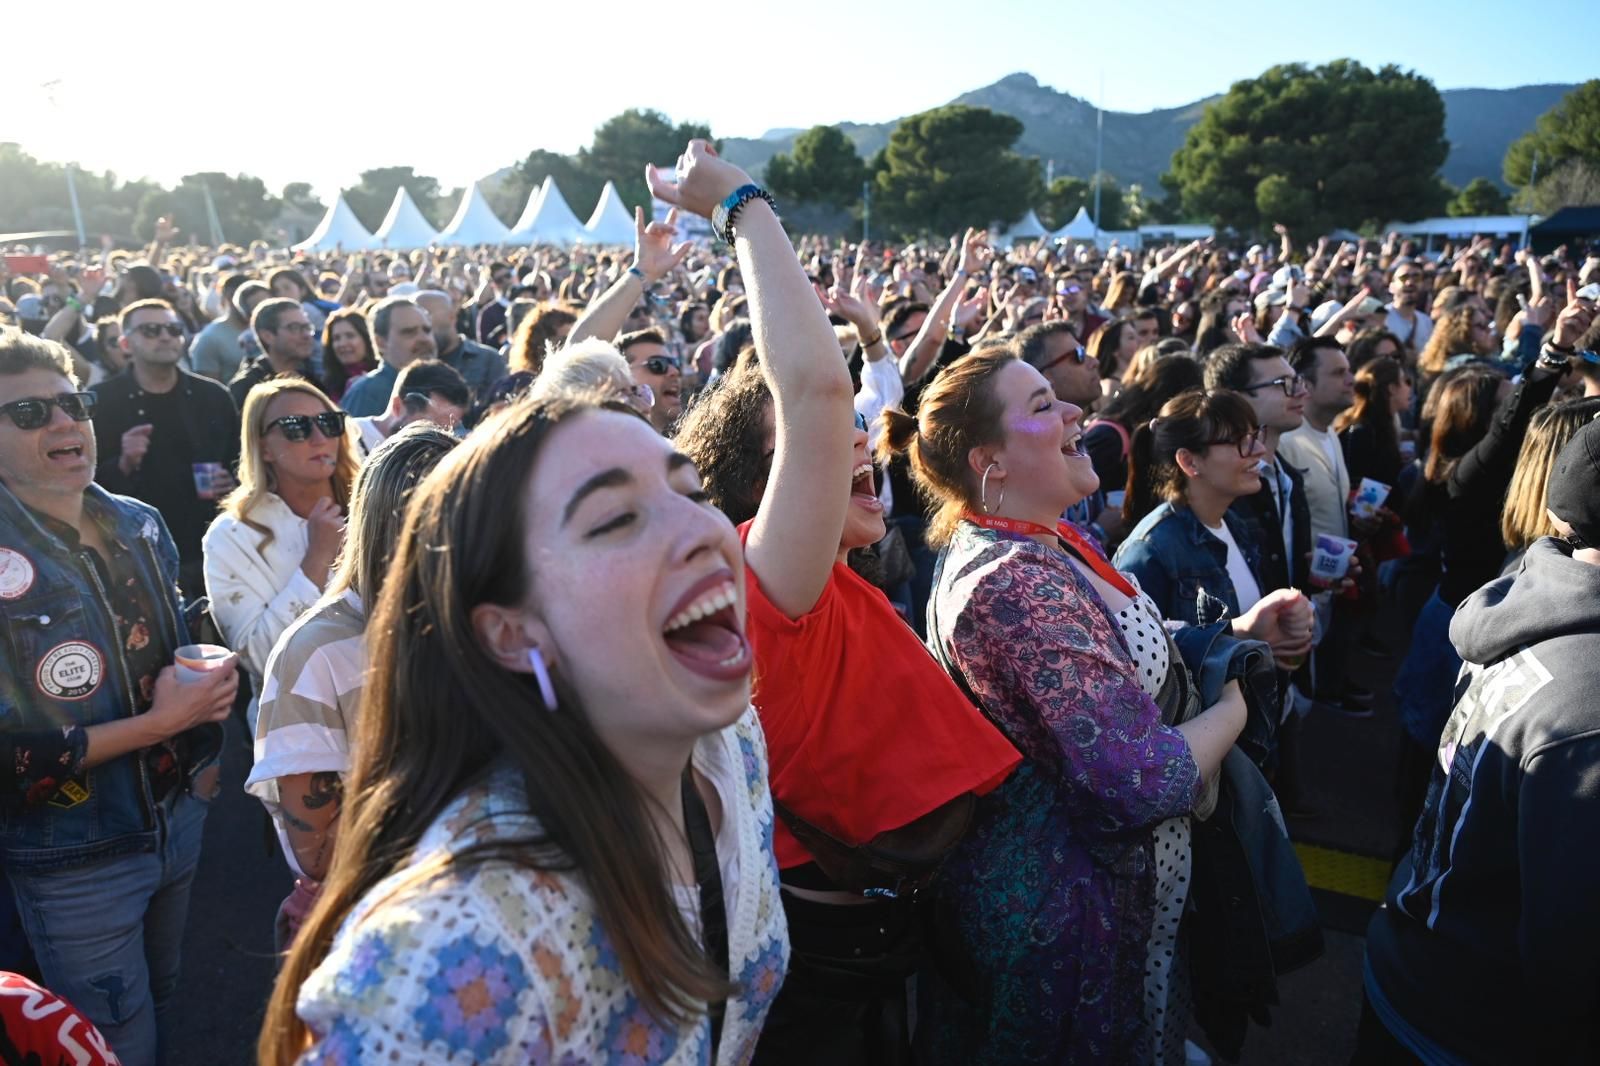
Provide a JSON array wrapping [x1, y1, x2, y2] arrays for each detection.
[[994, 208, 1050, 248], [1053, 206, 1100, 240], [437, 182, 512, 246], [292, 193, 378, 252], [580, 181, 636, 245], [374, 187, 439, 249], [518, 178, 587, 246], [507, 177, 551, 242]]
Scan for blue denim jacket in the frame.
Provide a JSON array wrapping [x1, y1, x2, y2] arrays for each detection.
[[1113, 502, 1262, 627], [0, 481, 219, 870]]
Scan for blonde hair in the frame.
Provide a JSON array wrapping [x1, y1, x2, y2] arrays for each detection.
[[1500, 398, 1600, 550], [531, 339, 635, 404], [223, 379, 358, 548]]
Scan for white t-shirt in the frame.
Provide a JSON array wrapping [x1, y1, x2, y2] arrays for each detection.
[[1206, 519, 1263, 613]]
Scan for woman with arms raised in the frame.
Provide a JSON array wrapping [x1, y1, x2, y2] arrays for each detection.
[[674, 168, 1019, 1063], [259, 142, 791, 1065], [880, 347, 1309, 1064]]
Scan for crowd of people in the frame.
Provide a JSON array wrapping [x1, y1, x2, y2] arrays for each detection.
[[1, 138, 1598, 1065]]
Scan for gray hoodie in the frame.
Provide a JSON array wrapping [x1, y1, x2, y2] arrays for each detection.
[[1365, 536, 1600, 1064]]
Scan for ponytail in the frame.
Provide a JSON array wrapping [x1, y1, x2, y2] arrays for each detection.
[[876, 406, 920, 465], [1123, 418, 1162, 529]]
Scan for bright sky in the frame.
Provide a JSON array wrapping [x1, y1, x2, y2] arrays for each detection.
[[9, 0, 1596, 202]]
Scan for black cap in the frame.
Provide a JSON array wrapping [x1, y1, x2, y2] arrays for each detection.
[[1547, 415, 1600, 548]]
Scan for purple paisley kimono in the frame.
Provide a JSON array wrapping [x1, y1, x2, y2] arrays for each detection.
[[919, 520, 1200, 1064]]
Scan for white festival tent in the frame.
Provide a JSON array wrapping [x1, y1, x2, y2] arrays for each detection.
[[580, 181, 637, 245], [437, 182, 512, 246], [518, 178, 588, 246], [374, 188, 439, 249], [507, 177, 551, 243], [291, 194, 379, 252], [992, 208, 1050, 248], [1052, 206, 1101, 241]]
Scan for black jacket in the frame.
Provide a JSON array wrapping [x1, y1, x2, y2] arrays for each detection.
[[1231, 454, 1312, 594], [1367, 537, 1600, 1064], [91, 368, 239, 564]]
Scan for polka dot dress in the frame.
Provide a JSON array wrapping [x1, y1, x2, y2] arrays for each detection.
[[1118, 591, 1194, 1066]]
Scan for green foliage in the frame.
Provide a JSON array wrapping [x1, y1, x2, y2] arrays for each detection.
[[764, 125, 867, 210], [1041, 174, 1128, 231], [1503, 80, 1600, 187], [1447, 177, 1510, 217], [871, 105, 1039, 237], [345, 167, 443, 233], [0, 143, 163, 240], [579, 109, 715, 214], [281, 183, 323, 212], [1166, 60, 1449, 233]]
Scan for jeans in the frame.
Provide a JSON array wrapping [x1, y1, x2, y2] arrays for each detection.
[[5, 793, 208, 1066]]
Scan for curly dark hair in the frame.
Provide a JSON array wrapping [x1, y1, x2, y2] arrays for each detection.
[[673, 348, 771, 526]]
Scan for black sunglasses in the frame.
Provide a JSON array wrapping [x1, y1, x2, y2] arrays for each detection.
[[1035, 344, 1088, 373], [132, 322, 185, 339], [641, 355, 682, 375], [0, 392, 97, 430], [266, 410, 346, 442], [1239, 374, 1306, 398]]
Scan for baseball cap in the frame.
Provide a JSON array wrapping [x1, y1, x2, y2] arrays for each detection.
[[1547, 416, 1600, 548], [1254, 288, 1289, 313], [1272, 265, 1304, 289]]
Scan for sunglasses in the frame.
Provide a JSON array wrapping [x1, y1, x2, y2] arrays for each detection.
[[1239, 374, 1306, 398], [266, 410, 346, 442], [1208, 426, 1266, 457], [640, 355, 682, 375], [854, 411, 868, 432], [1035, 344, 1088, 373], [0, 392, 97, 430], [132, 322, 185, 339]]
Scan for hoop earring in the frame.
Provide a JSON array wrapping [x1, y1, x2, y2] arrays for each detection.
[[527, 646, 558, 712], [980, 462, 1005, 514]]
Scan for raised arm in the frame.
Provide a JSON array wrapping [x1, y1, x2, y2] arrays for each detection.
[[648, 142, 852, 618], [567, 207, 691, 346], [900, 228, 988, 384]]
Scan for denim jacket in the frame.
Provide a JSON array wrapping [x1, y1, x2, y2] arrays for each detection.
[[0, 481, 220, 870], [1113, 502, 1262, 627]]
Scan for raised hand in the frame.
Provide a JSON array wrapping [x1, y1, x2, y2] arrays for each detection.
[[1553, 277, 1597, 349], [817, 282, 880, 338], [1230, 310, 1263, 344], [953, 286, 989, 330], [644, 140, 752, 221], [632, 206, 691, 283]]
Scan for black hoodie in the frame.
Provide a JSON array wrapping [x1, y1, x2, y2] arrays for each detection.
[[1365, 536, 1600, 1064]]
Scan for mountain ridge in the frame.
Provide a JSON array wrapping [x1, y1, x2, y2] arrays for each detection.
[[714, 72, 1574, 195]]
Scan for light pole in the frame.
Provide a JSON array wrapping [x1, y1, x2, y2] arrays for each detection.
[[41, 80, 87, 249]]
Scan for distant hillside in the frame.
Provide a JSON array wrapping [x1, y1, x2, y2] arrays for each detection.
[[716, 73, 1575, 193]]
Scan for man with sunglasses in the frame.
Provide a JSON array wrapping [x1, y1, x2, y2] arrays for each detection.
[[617, 328, 683, 434], [229, 298, 322, 410], [349, 360, 470, 457], [90, 300, 240, 597], [0, 330, 238, 1063]]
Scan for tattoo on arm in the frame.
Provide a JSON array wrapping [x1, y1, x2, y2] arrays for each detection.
[[281, 809, 315, 833], [302, 771, 342, 811]]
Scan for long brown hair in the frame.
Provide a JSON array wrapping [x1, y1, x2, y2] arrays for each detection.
[[259, 396, 730, 1065], [1417, 306, 1488, 377], [1423, 366, 1502, 484], [223, 379, 358, 548], [876, 347, 1017, 549], [674, 348, 771, 526], [1500, 398, 1600, 549], [508, 302, 579, 375], [1333, 356, 1406, 471], [1123, 389, 1257, 528], [319, 306, 376, 400]]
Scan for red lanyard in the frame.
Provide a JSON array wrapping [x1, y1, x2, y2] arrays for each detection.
[[963, 511, 1137, 599]]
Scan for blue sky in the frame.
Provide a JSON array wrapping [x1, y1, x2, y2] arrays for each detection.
[[9, 0, 1597, 199]]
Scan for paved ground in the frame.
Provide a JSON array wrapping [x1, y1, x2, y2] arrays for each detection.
[[167, 620, 1413, 1065]]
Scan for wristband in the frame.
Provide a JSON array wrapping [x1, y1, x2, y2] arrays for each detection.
[[859, 331, 882, 348], [1545, 340, 1576, 356], [711, 184, 778, 245], [626, 266, 645, 281]]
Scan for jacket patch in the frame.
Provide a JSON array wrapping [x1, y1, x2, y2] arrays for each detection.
[[47, 779, 91, 809], [36, 642, 104, 701], [0, 548, 35, 600]]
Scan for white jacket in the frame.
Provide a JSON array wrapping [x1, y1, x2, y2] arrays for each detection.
[[202, 493, 322, 710]]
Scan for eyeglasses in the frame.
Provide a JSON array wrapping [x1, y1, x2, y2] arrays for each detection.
[[640, 355, 682, 375], [1035, 344, 1088, 373], [0, 392, 96, 430], [854, 411, 868, 432], [1239, 374, 1306, 398], [492, 274, 512, 286], [1056, 284, 1083, 296], [1209, 426, 1266, 457], [266, 410, 346, 442], [131, 322, 185, 339]]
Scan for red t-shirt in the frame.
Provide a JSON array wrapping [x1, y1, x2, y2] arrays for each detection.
[[740, 525, 1020, 869]]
